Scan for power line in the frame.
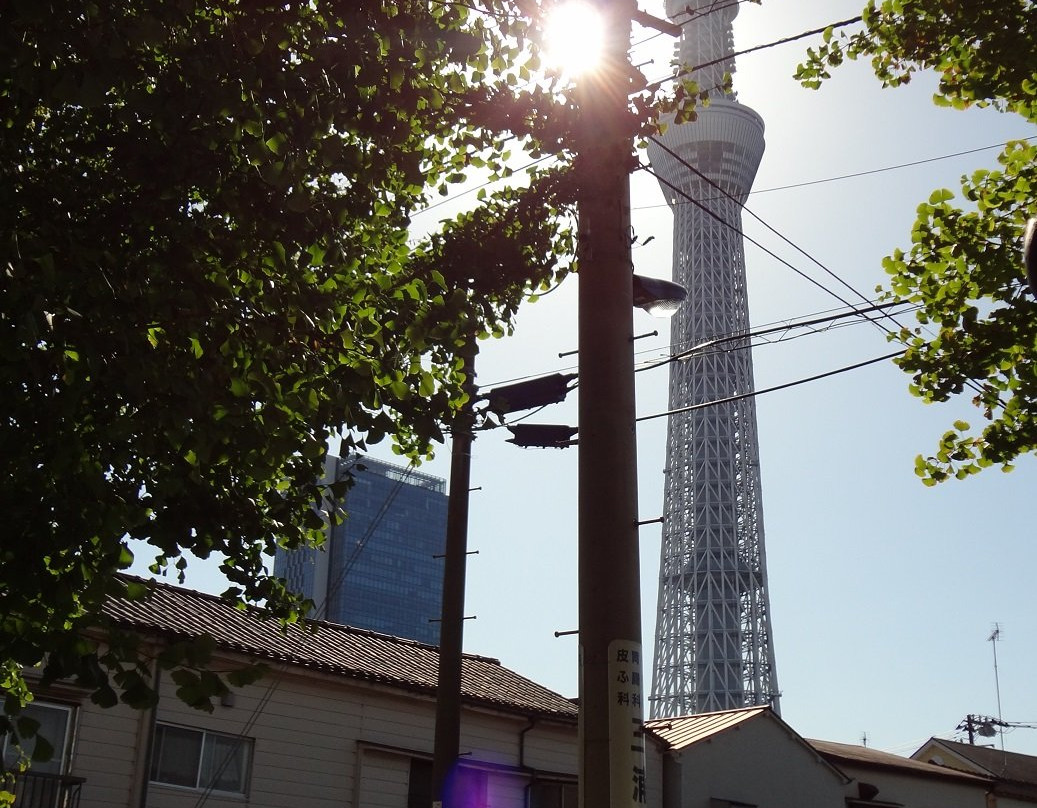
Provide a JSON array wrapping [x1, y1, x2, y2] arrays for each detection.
[[476, 297, 912, 391], [636, 349, 906, 423], [631, 0, 754, 49], [751, 138, 1035, 196], [646, 16, 865, 91], [646, 135, 886, 330], [634, 138, 1033, 210], [637, 299, 914, 373], [640, 160, 865, 312], [642, 137, 1001, 405], [412, 14, 869, 222]]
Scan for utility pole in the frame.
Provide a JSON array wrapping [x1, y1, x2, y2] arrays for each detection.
[[431, 342, 477, 808], [576, 0, 646, 805]]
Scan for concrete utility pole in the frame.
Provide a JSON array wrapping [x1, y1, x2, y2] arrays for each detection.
[[576, 0, 646, 805], [431, 344, 477, 808]]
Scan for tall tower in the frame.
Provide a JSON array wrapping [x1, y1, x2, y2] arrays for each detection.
[[647, 0, 779, 717]]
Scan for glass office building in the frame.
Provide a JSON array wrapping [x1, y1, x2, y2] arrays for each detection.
[[274, 455, 448, 646]]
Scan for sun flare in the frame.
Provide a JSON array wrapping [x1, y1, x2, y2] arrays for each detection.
[[542, 1, 605, 78]]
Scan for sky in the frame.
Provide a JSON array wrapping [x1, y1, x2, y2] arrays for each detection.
[[137, 0, 1037, 759]]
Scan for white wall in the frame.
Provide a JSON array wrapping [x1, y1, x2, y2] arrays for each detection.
[[671, 719, 847, 808], [61, 655, 582, 808]]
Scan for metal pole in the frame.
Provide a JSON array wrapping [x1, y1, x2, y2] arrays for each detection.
[[431, 344, 477, 808], [576, 1, 645, 805]]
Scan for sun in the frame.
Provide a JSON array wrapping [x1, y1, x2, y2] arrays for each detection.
[[542, 1, 605, 79]]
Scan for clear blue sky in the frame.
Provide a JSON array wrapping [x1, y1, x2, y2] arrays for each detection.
[[140, 0, 1037, 759]]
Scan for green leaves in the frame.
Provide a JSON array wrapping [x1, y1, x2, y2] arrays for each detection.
[[796, 0, 1037, 483], [0, 0, 576, 740]]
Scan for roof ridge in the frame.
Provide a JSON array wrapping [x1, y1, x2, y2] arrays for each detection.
[[116, 573, 502, 664]]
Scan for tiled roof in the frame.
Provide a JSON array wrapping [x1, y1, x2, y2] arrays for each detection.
[[102, 577, 577, 722], [644, 706, 769, 750], [810, 739, 992, 784], [916, 738, 1037, 787]]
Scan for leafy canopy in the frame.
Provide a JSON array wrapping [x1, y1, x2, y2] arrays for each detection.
[[797, 0, 1037, 483], [0, 0, 582, 759]]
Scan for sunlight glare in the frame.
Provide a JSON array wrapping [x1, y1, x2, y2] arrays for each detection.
[[543, 1, 605, 78]]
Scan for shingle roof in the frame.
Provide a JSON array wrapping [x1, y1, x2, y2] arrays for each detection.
[[810, 739, 992, 784], [102, 577, 577, 722]]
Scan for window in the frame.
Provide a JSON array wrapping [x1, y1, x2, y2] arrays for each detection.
[[407, 758, 431, 808], [530, 781, 578, 808], [405, 760, 489, 808], [149, 723, 252, 795], [2, 702, 74, 775]]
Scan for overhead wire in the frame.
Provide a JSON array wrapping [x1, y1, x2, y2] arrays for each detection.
[[642, 127, 1007, 407], [636, 349, 906, 424], [468, 299, 918, 441], [413, 11, 874, 222], [640, 160, 867, 312], [645, 15, 865, 91], [645, 135, 891, 334], [630, 0, 755, 50], [476, 296, 913, 392], [637, 299, 915, 373], [633, 138, 1035, 211]]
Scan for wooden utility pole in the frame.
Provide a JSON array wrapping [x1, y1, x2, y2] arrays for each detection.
[[576, 1, 646, 805]]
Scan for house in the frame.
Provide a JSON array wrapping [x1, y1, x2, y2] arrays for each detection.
[[912, 737, 1037, 803], [13, 577, 1037, 808], [11, 578, 616, 808], [646, 707, 850, 808], [646, 707, 1037, 808], [811, 738, 1006, 808]]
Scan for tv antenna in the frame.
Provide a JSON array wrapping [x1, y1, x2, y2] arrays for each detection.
[[989, 624, 1005, 753]]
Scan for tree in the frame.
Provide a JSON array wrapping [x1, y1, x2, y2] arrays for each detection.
[[797, 0, 1037, 483], [0, 0, 581, 770]]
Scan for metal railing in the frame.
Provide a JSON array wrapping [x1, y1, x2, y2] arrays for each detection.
[[11, 772, 84, 808]]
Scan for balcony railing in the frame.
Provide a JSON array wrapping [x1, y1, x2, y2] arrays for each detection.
[[11, 771, 84, 808]]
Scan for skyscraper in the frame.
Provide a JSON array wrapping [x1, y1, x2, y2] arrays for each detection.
[[647, 0, 779, 717], [274, 455, 448, 645]]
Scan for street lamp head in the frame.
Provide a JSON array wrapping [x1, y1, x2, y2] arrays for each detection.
[[632, 273, 688, 317]]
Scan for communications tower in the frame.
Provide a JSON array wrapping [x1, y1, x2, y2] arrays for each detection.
[[647, 0, 780, 717]]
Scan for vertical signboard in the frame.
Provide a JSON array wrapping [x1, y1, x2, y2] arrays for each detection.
[[608, 639, 647, 806]]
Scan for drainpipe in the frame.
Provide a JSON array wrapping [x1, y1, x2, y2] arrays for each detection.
[[136, 662, 161, 808], [518, 718, 537, 808]]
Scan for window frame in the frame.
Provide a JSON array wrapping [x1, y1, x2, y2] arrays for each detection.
[[2, 700, 76, 776], [148, 722, 253, 797]]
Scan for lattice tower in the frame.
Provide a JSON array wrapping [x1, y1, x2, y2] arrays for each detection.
[[646, 0, 780, 718]]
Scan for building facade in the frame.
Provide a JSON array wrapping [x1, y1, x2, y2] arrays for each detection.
[[21, 581, 1033, 808], [11, 578, 590, 808], [647, 0, 780, 717], [274, 455, 448, 645]]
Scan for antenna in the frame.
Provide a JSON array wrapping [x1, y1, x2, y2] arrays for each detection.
[[989, 624, 1005, 755]]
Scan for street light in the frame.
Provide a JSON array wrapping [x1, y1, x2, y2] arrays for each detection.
[[632, 274, 687, 317]]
